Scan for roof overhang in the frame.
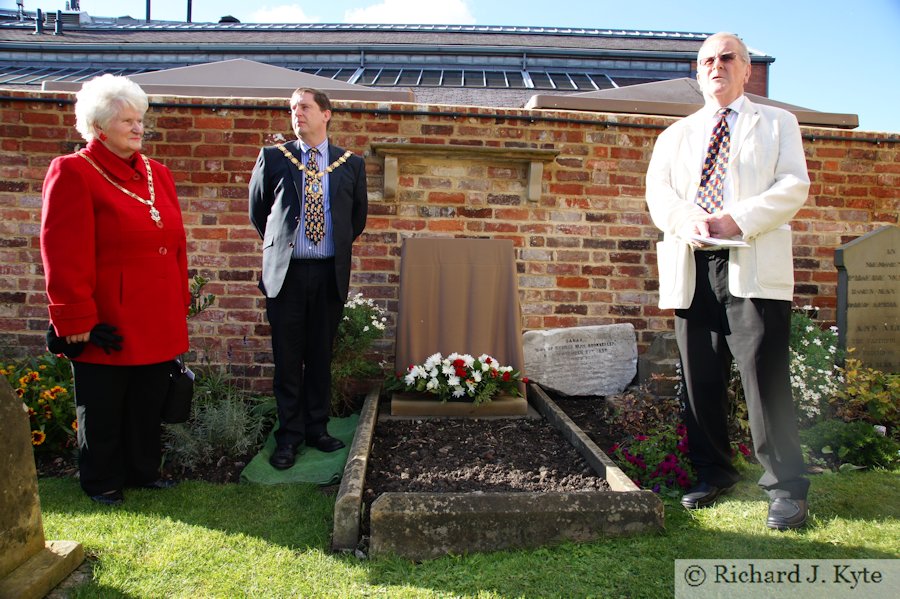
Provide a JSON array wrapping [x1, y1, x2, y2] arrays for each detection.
[[42, 58, 416, 102], [525, 77, 859, 129]]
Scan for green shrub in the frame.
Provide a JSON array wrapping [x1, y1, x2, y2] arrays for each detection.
[[162, 368, 273, 472], [330, 293, 387, 416], [801, 419, 900, 470], [2, 353, 76, 455], [833, 357, 900, 437], [789, 307, 843, 425]]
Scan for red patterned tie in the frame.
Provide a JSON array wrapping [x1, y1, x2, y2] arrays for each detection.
[[696, 108, 732, 213], [303, 148, 325, 243]]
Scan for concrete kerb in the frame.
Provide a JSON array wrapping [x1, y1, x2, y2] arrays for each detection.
[[332, 384, 665, 559]]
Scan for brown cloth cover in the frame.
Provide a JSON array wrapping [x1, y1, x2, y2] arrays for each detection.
[[394, 238, 525, 386]]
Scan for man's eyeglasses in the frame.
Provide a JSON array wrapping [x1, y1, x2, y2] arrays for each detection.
[[699, 52, 740, 67]]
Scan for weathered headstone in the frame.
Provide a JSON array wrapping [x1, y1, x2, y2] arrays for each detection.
[[636, 332, 681, 397], [835, 226, 900, 373], [0, 378, 83, 599], [523, 324, 637, 396]]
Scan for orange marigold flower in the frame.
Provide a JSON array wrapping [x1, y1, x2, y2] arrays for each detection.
[[51, 385, 67, 395], [31, 430, 46, 446], [71, 420, 78, 431], [15, 388, 24, 397]]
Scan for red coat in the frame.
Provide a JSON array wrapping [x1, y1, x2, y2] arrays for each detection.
[[40, 140, 190, 365]]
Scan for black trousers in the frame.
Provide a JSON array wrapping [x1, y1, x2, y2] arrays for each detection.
[[72, 360, 170, 496], [675, 250, 809, 500], [266, 258, 343, 447]]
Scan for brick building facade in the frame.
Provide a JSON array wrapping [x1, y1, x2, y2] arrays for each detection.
[[1, 91, 896, 390]]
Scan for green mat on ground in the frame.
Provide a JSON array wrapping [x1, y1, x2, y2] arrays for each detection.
[[240, 414, 359, 486]]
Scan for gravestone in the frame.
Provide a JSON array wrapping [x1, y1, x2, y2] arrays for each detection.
[[0, 378, 83, 599], [636, 332, 680, 397], [523, 324, 637, 396], [835, 226, 900, 373]]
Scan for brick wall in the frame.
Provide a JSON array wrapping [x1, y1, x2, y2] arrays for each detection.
[[1, 91, 896, 391]]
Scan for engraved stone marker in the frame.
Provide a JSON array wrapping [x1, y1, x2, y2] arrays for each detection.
[[523, 324, 637, 396], [835, 225, 900, 373], [0, 377, 83, 599]]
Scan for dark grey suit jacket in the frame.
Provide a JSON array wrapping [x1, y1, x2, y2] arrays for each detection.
[[249, 140, 368, 300]]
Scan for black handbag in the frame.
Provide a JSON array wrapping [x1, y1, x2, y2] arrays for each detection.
[[162, 356, 194, 424]]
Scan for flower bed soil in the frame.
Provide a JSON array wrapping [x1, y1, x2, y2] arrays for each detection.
[[360, 396, 617, 536]]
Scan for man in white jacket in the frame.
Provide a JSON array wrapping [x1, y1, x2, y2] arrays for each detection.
[[645, 32, 810, 530]]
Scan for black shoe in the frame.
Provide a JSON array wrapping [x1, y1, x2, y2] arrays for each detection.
[[89, 490, 124, 506], [767, 498, 808, 530], [270, 443, 298, 469], [680, 481, 736, 510], [141, 478, 177, 490], [306, 433, 345, 453]]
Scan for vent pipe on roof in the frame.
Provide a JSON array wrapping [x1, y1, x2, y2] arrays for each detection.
[[187, 0, 192, 23], [34, 8, 43, 34], [54, 11, 64, 35]]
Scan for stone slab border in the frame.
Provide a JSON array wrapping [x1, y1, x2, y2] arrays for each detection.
[[331, 384, 664, 558]]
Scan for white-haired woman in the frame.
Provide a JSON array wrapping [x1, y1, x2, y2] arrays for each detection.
[[40, 74, 190, 505]]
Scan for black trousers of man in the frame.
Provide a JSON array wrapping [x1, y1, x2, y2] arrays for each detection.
[[72, 360, 170, 496], [675, 250, 809, 500], [266, 258, 343, 448]]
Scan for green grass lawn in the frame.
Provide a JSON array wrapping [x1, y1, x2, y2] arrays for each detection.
[[40, 465, 899, 598]]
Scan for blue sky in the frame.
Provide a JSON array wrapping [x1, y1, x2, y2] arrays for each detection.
[[8, 0, 899, 133]]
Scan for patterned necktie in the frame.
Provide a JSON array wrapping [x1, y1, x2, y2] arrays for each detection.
[[696, 108, 732, 213], [303, 148, 325, 243]]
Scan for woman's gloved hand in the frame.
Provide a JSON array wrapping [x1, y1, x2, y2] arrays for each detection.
[[46, 324, 86, 359], [46, 322, 123, 357], [89, 323, 123, 353]]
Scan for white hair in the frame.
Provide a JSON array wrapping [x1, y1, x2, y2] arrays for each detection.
[[74, 74, 149, 142], [698, 32, 751, 64]]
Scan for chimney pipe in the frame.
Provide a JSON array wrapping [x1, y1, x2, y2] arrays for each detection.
[[34, 8, 44, 34], [54, 10, 64, 35]]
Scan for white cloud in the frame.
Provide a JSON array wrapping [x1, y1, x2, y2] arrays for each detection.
[[250, 5, 320, 24], [343, 0, 475, 24]]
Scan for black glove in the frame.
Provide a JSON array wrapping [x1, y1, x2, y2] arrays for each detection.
[[89, 323, 123, 354], [46, 324, 86, 359]]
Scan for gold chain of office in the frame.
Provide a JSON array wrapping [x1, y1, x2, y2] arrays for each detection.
[[78, 151, 163, 228], [276, 145, 353, 177]]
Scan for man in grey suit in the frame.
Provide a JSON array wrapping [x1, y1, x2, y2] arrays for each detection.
[[250, 88, 367, 469], [646, 33, 810, 529]]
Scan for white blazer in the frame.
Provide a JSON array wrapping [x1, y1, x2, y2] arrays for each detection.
[[645, 98, 810, 309]]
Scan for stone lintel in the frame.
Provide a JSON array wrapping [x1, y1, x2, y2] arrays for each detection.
[[370, 490, 664, 560], [371, 142, 559, 202]]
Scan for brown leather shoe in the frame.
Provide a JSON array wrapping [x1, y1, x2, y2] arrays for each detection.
[[766, 498, 808, 530]]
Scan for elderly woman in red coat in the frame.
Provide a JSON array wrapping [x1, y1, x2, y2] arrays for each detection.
[[40, 74, 190, 505]]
